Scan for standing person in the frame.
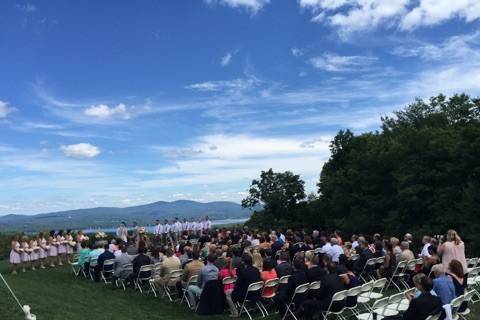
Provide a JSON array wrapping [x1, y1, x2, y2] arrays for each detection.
[[188, 218, 195, 237], [438, 230, 468, 274], [182, 218, 189, 236], [48, 231, 58, 267], [195, 218, 203, 237], [173, 217, 182, 245], [204, 216, 212, 231], [38, 232, 48, 269], [65, 230, 75, 263], [57, 230, 66, 266], [153, 219, 162, 244], [76, 230, 89, 253], [116, 222, 128, 243], [20, 236, 30, 273], [10, 235, 21, 274], [29, 237, 38, 270], [161, 219, 170, 245], [131, 221, 140, 243]]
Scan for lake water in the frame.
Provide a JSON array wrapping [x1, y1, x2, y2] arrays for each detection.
[[82, 217, 248, 233]]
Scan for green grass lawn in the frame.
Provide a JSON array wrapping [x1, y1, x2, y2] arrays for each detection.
[[0, 260, 235, 320], [0, 260, 478, 320]]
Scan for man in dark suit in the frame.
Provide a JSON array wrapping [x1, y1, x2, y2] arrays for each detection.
[[227, 253, 261, 316], [302, 263, 345, 320], [275, 251, 293, 277], [128, 246, 151, 287], [95, 243, 115, 282], [402, 276, 442, 320], [306, 255, 326, 282], [354, 239, 373, 274], [275, 258, 309, 316]]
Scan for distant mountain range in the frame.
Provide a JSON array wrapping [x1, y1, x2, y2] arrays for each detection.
[[0, 200, 254, 232]]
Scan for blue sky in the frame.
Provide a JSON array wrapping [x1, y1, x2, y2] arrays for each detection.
[[1, 0, 480, 215]]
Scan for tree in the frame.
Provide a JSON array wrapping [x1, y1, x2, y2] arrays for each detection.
[[242, 169, 306, 227]]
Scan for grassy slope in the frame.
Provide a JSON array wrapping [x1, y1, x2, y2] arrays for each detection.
[[0, 261, 478, 320], [0, 261, 231, 320]]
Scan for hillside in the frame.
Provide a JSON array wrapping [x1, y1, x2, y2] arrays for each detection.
[[0, 200, 252, 232]]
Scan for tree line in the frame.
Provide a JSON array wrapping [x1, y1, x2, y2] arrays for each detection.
[[242, 94, 480, 255]]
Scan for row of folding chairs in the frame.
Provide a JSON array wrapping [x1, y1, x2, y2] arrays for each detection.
[[387, 258, 424, 292], [466, 257, 479, 273]]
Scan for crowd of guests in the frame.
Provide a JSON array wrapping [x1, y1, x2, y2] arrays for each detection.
[[10, 222, 474, 320]]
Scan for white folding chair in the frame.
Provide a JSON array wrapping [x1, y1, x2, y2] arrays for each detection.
[[457, 290, 476, 319], [425, 312, 441, 320], [238, 281, 265, 320], [385, 292, 404, 317], [279, 275, 291, 284], [350, 254, 360, 261], [386, 260, 408, 292], [134, 264, 154, 294], [398, 287, 415, 311], [161, 269, 185, 301], [88, 258, 98, 281], [450, 294, 465, 320], [222, 276, 237, 286], [70, 254, 82, 276], [117, 263, 133, 291], [322, 289, 347, 320], [101, 259, 115, 284], [181, 275, 198, 308], [369, 278, 387, 299], [356, 297, 390, 320], [357, 281, 375, 311], [282, 283, 310, 320], [258, 278, 280, 316], [152, 262, 162, 279], [344, 285, 362, 315], [360, 258, 377, 282]]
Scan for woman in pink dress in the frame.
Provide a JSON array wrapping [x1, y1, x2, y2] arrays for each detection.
[[9, 235, 22, 274], [38, 232, 48, 269], [57, 230, 66, 266], [48, 231, 58, 267], [438, 229, 468, 274], [65, 230, 75, 263], [20, 236, 31, 273], [29, 238, 39, 270]]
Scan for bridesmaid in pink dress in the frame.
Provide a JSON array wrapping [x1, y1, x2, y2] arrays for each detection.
[[57, 230, 66, 266], [65, 230, 75, 263], [38, 232, 48, 269], [9, 235, 21, 274], [29, 238, 38, 270], [48, 232, 58, 267], [20, 236, 31, 273]]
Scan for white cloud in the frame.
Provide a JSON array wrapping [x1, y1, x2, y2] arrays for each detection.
[[299, 0, 480, 36], [401, 0, 480, 30], [60, 143, 101, 159], [15, 3, 37, 13], [309, 53, 377, 71], [205, 0, 270, 14], [185, 77, 261, 92], [291, 47, 305, 57], [84, 103, 130, 119], [220, 52, 233, 66], [0, 100, 16, 119]]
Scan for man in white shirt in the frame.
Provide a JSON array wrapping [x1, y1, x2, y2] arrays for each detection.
[[328, 238, 344, 263], [153, 219, 162, 244], [203, 216, 212, 231], [172, 217, 182, 244], [182, 218, 188, 233], [320, 239, 332, 255], [187, 218, 195, 236], [194, 219, 203, 236], [421, 236, 431, 258], [161, 219, 170, 245]]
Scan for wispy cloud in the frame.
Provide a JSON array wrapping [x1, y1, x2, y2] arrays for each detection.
[[60, 143, 101, 159], [309, 53, 377, 71], [0, 100, 16, 119], [220, 51, 234, 67], [204, 0, 271, 14]]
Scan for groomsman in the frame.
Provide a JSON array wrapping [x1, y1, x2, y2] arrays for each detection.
[[187, 218, 195, 237], [172, 217, 182, 244], [203, 216, 212, 231], [161, 219, 170, 245], [153, 220, 162, 244]]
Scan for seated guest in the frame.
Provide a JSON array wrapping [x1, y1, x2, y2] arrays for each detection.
[[342, 262, 360, 307], [111, 244, 132, 288], [261, 258, 278, 297], [303, 263, 345, 320], [219, 256, 237, 294], [156, 247, 181, 286], [447, 259, 467, 312], [306, 254, 326, 282], [379, 242, 396, 279], [275, 251, 292, 277], [328, 238, 344, 263], [186, 253, 219, 309], [423, 245, 440, 276], [353, 239, 373, 274], [399, 241, 415, 267], [78, 242, 91, 271], [431, 264, 456, 305], [95, 243, 115, 282], [129, 246, 152, 286], [85, 243, 105, 272], [399, 275, 442, 320], [275, 258, 309, 316], [183, 250, 204, 285], [336, 254, 348, 275], [126, 238, 138, 256], [227, 253, 261, 317]]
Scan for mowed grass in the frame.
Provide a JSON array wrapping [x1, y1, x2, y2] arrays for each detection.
[[0, 260, 232, 320], [0, 260, 478, 320]]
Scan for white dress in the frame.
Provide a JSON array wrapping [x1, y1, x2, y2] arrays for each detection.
[[21, 242, 31, 262], [39, 238, 48, 259]]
